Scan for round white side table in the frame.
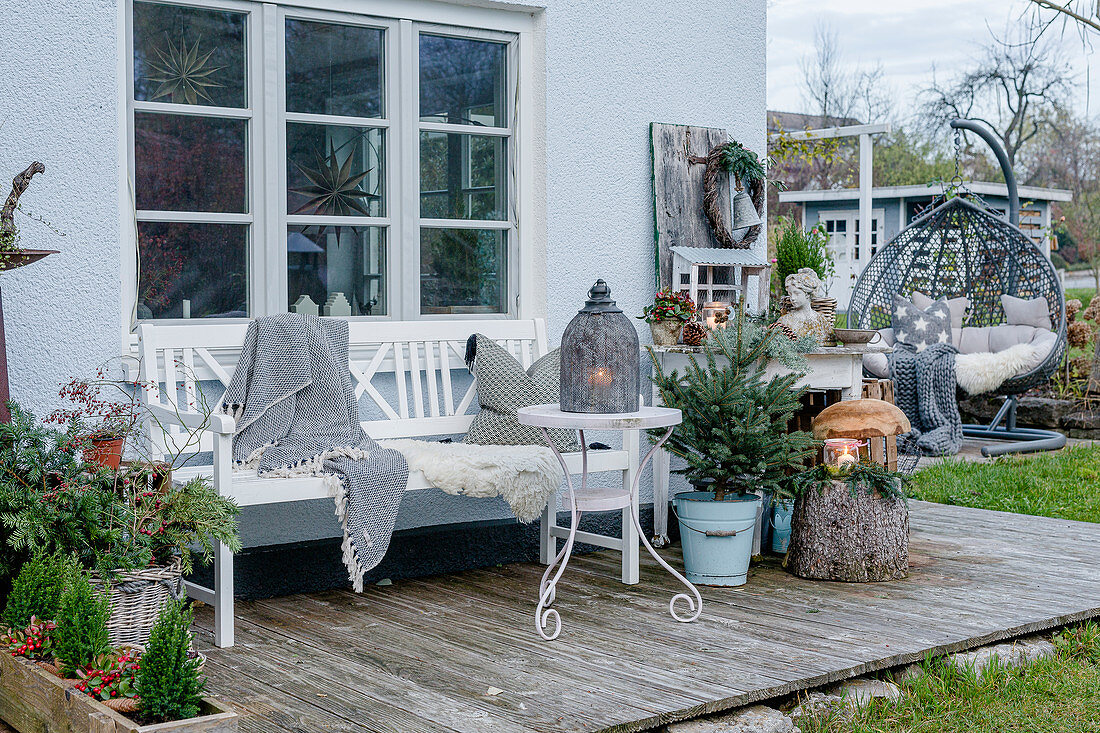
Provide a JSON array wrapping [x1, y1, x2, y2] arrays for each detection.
[[516, 403, 702, 641]]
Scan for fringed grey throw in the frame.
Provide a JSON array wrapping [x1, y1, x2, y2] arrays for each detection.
[[889, 342, 963, 456], [220, 314, 408, 591]]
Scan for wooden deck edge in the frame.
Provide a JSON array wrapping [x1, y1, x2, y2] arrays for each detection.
[[602, 605, 1100, 732]]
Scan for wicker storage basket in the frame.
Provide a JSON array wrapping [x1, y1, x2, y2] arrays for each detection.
[[92, 557, 184, 648]]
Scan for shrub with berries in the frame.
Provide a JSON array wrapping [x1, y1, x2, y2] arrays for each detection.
[[1, 615, 56, 661], [75, 648, 142, 708], [46, 371, 142, 444], [638, 288, 697, 324]]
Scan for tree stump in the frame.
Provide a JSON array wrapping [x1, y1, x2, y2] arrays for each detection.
[[786, 480, 908, 582]]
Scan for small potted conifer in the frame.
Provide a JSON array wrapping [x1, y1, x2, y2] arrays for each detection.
[[649, 308, 815, 585]]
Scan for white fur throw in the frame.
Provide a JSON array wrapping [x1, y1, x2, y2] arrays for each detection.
[[380, 439, 563, 523], [956, 343, 1042, 395]]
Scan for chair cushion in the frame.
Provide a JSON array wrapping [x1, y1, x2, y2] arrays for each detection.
[[463, 334, 579, 452], [1001, 294, 1052, 330], [912, 291, 969, 330], [863, 325, 1058, 381], [891, 295, 952, 351]]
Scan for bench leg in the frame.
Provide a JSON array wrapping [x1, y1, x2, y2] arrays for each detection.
[[539, 496, 556, 565], [213, 539, 234, 648], [621, 429, 640, 584]]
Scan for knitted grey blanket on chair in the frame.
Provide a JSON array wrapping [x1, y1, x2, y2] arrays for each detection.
[[221, 314, 408, 591], [889, 343, 963, 456]]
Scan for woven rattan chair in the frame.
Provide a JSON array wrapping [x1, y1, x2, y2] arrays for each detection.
[[848, 195, 1067, 457]]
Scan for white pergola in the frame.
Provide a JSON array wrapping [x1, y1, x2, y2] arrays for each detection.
[[768, 122, 891, 266]]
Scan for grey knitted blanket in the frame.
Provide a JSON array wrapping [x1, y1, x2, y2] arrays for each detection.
[[221, 314, 408, 591], [889, 343, 963, 456]]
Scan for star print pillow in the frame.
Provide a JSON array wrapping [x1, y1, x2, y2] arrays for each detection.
[[891, 295, 952, 352]]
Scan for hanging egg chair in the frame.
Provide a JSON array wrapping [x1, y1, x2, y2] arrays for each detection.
[[848, 119, 1067, 457]]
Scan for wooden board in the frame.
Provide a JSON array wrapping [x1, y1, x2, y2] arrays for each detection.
[[862, 379, 898, 470], [650, 123, 730, 289], [187, 502, 1100, 733]]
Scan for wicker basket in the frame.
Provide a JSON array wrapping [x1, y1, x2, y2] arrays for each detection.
[[92, 557, 184, 648]]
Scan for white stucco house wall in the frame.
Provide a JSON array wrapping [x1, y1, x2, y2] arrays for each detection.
[[0, 0, 766, 591]]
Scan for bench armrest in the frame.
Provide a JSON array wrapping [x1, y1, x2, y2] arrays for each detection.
[[146, 402, 236, 435]]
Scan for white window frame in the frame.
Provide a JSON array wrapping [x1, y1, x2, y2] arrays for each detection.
[[120, 0, 537, 349]]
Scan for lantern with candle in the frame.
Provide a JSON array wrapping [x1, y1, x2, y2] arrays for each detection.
[[811, 399, 911, 474], [701, 302, 731, 330], [560, 280, 640, 413]]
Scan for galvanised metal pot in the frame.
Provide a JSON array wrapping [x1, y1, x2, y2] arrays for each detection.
[[673, 491, 761, 586]]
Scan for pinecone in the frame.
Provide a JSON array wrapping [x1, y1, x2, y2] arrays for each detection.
[[681, 320, 707, 346], [1068, 321, 1095, 349]]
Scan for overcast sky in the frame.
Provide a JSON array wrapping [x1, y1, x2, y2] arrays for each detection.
[[767, 0, 1100, 123]]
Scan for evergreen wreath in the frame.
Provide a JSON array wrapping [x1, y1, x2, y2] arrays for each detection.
[[793, 460, 909, 502], [702, 140, 767, 249]]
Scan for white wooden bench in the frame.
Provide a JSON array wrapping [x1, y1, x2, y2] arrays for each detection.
[[137, 318, 641, 648]]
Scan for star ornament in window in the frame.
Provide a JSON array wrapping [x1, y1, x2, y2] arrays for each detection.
[[147, 34, 225, 106], [292, 141, 379, 218]]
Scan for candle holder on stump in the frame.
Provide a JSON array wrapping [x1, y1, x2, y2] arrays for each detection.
[[786, 398, 912, 582]]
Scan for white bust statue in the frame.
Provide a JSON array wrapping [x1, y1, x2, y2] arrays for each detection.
[[776, 268, 830, 344]]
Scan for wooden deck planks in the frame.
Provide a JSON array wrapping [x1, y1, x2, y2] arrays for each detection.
[[194, 501, 1100, 733]]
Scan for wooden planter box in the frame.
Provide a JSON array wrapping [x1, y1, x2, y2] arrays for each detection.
[[0, 652, 237, 733]]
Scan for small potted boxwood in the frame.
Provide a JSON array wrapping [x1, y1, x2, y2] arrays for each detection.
[[649, 308, 815, 585]]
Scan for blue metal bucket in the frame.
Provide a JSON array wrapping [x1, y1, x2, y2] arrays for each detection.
[[673, 491, 761, 586], [771, 499, 794, 554]]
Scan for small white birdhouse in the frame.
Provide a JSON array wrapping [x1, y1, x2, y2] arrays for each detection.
[[670, 246, 768, 313]]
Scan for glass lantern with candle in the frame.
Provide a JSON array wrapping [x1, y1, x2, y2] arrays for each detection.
[[823, 437, 866, 476], [702, 302, 731, 330], [811, 398, 912, 476]]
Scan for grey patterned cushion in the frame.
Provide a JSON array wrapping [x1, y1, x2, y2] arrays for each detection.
[[911, 291, 969, 330], [891, 295, 952, 351], [464, 334, 580, 452]]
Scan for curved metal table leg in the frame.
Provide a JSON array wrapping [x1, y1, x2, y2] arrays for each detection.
[[629, 427, 702, 623], [534, 428, 586, 640]]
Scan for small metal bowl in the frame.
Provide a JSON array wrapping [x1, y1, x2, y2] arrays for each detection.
[[833, 328, 882, 345]]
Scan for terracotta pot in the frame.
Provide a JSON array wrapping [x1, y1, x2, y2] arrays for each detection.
[[83, 436, 125, 470], [649, 320, 684, 346]]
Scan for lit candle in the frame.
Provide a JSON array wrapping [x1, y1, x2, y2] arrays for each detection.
[[824, 438, 863, 475], [589, 367, 614, 387]]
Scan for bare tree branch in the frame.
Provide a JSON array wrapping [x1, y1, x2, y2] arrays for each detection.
[[1029, 0, 1100, 33]]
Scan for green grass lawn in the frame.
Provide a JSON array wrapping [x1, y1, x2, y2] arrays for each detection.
[[908, 445, 1100, 524], [798, 623, 1100, 733], [1066, 287, 1097, 304]]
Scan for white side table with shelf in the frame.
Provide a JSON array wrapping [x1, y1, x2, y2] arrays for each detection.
[[517, 404, 702, 641]]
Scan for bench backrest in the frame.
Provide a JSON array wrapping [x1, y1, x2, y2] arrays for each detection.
[[137, 319, 549, 457]]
